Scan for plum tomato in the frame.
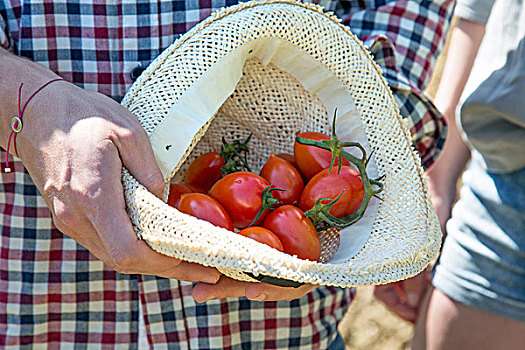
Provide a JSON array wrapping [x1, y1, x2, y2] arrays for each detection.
[[260, 153, 304, 205], [185, 152, 226, 192], [177, 193, 233, 230], [237, 226, 284, 251], [294, 131, 350, 179], [209, 172, 271, 229], [263, 205, 321, 261], [298, 166, 364, 218], [167, 183, 195, 208], [276, 153, 300, 172]]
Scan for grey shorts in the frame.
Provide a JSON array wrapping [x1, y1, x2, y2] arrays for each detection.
[[432, 155, 525, 321]]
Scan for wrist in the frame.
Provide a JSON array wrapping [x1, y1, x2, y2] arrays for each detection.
[[0, 49, 60, 151], [13, 80, 75, 164], [2, 78, 69, 172]]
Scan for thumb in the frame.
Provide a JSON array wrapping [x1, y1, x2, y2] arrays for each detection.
[[115, 122, 165, 199]]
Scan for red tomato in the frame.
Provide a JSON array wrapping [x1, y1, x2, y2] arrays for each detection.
[[186, 183, 206, 193], [263, 205, 321, 261], [294, 131, 350, 179], [298, 166, 364, 218], [260, 153, 304, 205], [237, 226, 284, 251], [185, 152, 226, 192], [276, 153, 300, 172], [209, 172, 271, 229], [177, 193, 233, 230], [167, 183, 195, 208]]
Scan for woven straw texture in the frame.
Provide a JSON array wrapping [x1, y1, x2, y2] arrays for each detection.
[[120, 0, 441, 287]]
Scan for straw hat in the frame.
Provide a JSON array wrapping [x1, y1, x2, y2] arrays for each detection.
[[120, 0, 441, 287]]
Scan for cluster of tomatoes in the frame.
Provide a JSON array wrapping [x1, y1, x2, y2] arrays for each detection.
[[167, 131, 365, 262]]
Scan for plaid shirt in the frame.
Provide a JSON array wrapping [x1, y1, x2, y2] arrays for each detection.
[[0, 0, 453, 348]]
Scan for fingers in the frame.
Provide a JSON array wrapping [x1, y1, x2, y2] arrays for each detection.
[[89, 194, 220, 283], [57, 196, 220, 283], [111, 120, 165, 199], [106, 120, 222, 282], [373, 284, 418, 323], [161, 261, 221, 283], [192, 276, 249, 302], [245, 281, 317, 302], [51, 212, 112, 264], [72, 140, 219, 283], [192, 276, 317, 303], [373, 270, 432, 323]]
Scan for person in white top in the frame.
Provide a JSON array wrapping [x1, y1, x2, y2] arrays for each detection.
[[375, 0, 525, 348]]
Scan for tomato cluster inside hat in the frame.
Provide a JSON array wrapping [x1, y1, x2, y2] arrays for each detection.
[[120, 0, 441, 287]]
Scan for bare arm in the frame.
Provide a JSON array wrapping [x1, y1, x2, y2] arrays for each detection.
[[0, 48, 60, 146], [373, 18, 487, 322], [426, 18, 486, 235], [0, 47, 220, 283], [0, 48, 325, 301]]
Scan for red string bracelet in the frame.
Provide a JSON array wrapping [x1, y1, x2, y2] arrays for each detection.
[[4, 78, 65, 173]]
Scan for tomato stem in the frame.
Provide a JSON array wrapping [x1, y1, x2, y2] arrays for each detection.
[[303, 191, 345, 227], [247, 185, 286, 227], [295, 110, 384, 228], [220, 133, 253, 175]]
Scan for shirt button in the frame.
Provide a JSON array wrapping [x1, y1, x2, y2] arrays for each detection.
[[130, 65, 145, 81]]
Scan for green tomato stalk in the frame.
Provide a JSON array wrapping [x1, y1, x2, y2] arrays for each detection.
[[296, 109, 384, 229], [303, 191, 348, 230], [220, 133, 253, 175], [247, 185, 286, 227]]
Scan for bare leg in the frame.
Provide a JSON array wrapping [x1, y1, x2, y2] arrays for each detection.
[[412, 287, 525, 350]]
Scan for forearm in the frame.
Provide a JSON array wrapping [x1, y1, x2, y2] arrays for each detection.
[[434, 19, 487, 111], [0, 47, 60, 151], [427, 18, 486, 192]]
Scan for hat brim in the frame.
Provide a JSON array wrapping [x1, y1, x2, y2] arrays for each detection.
[[121, 0, 441, 287]]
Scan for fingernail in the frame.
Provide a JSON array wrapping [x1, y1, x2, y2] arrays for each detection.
[[203, 274, 220, 284], [252, 293, 266, 302], [193, 288, 213, 303]]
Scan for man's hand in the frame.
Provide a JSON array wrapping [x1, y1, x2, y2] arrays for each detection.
[[193, 276, 317, 302], [372, 269, 431, 324], [14, 79, 220, 284]]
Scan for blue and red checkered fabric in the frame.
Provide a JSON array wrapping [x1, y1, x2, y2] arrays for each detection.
[[0, 0, 454, 348]]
